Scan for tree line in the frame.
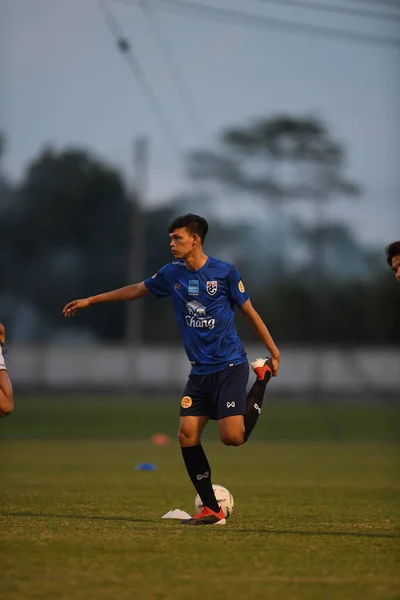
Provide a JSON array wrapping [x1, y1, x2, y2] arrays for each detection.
[[0, 115, 398, 345]]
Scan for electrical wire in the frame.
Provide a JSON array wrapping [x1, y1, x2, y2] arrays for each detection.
[[138, 0, 204, 136], [98, 0, 182, 159], [109, 0, 400, 47], [254, 0, 400, 22]]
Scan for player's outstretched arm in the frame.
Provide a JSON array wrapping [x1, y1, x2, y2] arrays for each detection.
[[63, 282, 150, 317], [0, 322, 13, 418], [240, 299, 280, 376]]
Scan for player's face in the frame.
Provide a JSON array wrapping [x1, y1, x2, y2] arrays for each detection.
[[169, 227, 197, 259], [392, 255, 400, 282]]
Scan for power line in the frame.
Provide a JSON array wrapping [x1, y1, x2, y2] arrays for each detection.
[[138, 0, 204, 136], [254, 0, 400, 21], [98, 0, 182, 159], [110, 0, 400, 48], [340, 0, 400, 9]]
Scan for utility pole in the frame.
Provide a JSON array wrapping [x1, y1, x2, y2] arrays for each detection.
[[311, 192, 341, 442], [125, 136, 149, 351]]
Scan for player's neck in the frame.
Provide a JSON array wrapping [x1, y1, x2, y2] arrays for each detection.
[[184, 251, 209, 272]]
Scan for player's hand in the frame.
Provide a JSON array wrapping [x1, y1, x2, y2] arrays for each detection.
[[270, 354, 280, 377], [63, 298, 91, 317]]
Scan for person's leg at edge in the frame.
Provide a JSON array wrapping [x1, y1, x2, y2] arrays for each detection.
[[0, 322, 13, 418]]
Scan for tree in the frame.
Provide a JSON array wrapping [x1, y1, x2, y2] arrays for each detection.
[[187, 114, 360, 280], [5, 147, 135, 340]]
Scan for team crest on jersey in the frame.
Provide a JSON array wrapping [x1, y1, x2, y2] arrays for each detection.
[[206, 281, 218, 296], [238, 280, 245, 293]]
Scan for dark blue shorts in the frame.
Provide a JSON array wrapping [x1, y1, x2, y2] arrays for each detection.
[[180, 362, 250, 421]]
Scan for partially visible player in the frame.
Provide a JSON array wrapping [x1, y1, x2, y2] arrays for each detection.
[[386, 241, 400, 282], [0, 322, 14, 417], [63, 214, 280, 525]]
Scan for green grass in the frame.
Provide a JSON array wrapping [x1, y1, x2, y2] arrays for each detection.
[[1, 398, 400, 600]]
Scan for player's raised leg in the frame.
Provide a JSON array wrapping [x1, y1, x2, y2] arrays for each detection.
[[0, 322, 14, 418], [178, 414, 226, 525], [214, 362, 248, 446], [243, 357, 273, 442], [215, 358, 272, 444]]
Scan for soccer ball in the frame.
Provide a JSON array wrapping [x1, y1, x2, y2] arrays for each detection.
[[194, 484, 234, 518]]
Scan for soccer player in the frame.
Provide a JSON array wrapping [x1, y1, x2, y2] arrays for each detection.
[[386, 241, 400, 282], [63, 214, 280, 525], [0, 322, 14, 417]]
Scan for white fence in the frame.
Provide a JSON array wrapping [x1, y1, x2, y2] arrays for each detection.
[[6, 344, 400, 396]]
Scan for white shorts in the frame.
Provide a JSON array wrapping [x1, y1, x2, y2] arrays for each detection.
[[0, 349, 6, 371]]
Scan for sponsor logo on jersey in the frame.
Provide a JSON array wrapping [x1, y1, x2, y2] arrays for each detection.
[[206, 280, 218, 296], [238, 280, 245, 293], [188, 280, 199, 295], [181, 395, 192, 408], [185, 300, 215, 330]]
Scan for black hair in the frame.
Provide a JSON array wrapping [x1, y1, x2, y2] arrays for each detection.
[[385, 241, 400, 266], [168, 214, 209, 244]]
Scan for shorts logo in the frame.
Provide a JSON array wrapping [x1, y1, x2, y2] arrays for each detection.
[[206, 281, 218, 296], [226, 401, 236, 408], [238, 280, 245, 293], [181, 396, 192, 409]]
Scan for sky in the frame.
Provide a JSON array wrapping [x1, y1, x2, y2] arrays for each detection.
[[1, 0, 399, 249]]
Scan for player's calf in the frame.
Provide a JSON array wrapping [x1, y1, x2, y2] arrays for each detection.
[[178, 415, 220, 514]]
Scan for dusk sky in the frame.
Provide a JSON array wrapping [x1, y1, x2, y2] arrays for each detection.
[[1, 0, 399, 248]]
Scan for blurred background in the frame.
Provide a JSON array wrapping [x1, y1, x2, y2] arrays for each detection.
[[1, 0, 399, 399]]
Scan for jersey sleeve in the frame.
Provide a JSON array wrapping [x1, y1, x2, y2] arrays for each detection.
[[227, 266, 250, 307], [144, 264, 171, 298]]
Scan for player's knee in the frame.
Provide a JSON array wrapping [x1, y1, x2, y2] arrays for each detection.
[[177, 429, 200, 448], [220, 431, 245, 447], [0, 396, 13, 417]]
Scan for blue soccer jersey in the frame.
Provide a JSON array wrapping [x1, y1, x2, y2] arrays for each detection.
[[144, 257, 250, 374]]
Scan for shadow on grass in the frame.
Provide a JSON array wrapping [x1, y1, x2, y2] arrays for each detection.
[[1, 511, 155, 523], [233, 528, 399, 539], [2, 512, 399, 539]]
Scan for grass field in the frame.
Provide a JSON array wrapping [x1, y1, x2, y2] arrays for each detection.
[[1, 397, 400, 600]]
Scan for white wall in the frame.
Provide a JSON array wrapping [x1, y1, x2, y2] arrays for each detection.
[[6, 344, 400, 396]]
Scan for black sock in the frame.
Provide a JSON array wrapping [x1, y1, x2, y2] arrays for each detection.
[[181, 444, 219, 513], [243, 378, 269, 442]]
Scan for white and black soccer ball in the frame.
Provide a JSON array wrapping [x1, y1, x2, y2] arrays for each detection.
[[195, 484, 234, 518]]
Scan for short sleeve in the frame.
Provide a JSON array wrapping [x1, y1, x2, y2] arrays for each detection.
[[144, 264, 171, 298], [227, 266, 250, 307]]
